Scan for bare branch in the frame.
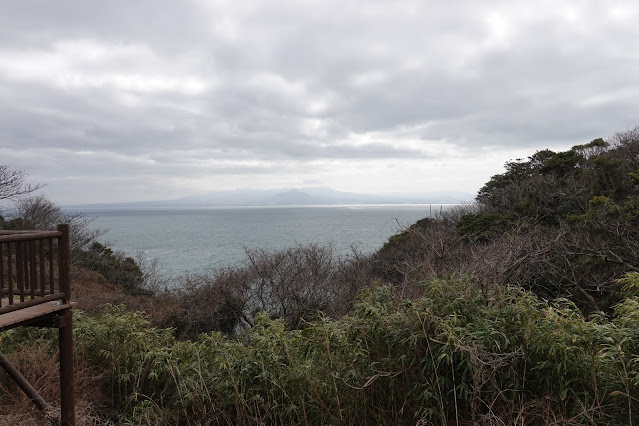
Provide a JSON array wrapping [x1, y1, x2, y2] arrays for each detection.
[[0, 165, 44, 202]]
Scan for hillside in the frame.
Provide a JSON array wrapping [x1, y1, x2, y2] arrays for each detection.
[[374, 129, 639, 313]]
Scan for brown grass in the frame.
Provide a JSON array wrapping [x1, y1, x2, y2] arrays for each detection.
[[71, 266, 182, 327], [0, 335, 112, 425]]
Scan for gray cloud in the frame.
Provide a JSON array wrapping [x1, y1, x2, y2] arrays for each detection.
[[1, 0, 638, 203]]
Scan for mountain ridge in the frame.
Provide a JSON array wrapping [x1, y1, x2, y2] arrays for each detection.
[[63, 187, 474, 209]]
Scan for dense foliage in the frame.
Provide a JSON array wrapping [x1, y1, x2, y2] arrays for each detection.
[[75, 242, 145, 295], [4, 275, 639, 424], [375, 128, 639, 312], [470, 131, 639, 306]]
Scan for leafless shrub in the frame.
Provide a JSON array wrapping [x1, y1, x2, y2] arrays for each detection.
[[243, 244, 340, 327], [174, 266, 251, 335], [8, 195, 106, 256], [134, 251, 172, 294], [372, 213, 468, 292], [170, 243, 375, 336]]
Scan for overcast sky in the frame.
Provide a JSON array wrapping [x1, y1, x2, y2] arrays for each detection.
[[1, 0, 637, 204]]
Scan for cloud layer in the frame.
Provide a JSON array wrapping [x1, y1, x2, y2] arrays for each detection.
[[1, 0, 637, 203]]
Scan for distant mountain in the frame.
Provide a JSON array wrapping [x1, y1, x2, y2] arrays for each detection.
[[267, 189, 314, 205], [63, 187, 474, 210]]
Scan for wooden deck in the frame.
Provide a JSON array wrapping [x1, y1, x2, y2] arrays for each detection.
[[0, 225, 75, 425], [0, 298, 75, 331]]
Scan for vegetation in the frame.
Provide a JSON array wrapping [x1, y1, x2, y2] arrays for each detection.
[[168, 244, 371, 337], [4, 276, 639, 424], [2, 127, 639, 424], [373, 128, 639, 313], [75, 242, 145, 295]]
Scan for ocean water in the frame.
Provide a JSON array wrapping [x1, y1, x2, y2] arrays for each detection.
[[83, 205, 451, 276]]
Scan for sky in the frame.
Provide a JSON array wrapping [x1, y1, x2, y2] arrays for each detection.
[[1, 1, 638, 205]]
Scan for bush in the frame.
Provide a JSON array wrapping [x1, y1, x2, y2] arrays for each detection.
[[75, 242, 145, 295], [170, 243, 373, 337], [44, 277, 639, 424]]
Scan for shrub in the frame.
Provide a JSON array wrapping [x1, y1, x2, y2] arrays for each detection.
[[170, 243, 373, 336], [13, 276, 632, 424], [75, 242, 145, 295]]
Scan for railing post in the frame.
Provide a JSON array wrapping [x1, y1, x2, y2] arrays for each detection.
[[57, 224, 71, 303], [0, 243, 4, 307], [7, 242, 13, 304], [59, 309, 75, 426], [16, 241, 24, 302], [56, 224, 75, 426]]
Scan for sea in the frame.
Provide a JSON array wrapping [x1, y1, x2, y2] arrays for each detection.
[[81, 204, 453, 277]]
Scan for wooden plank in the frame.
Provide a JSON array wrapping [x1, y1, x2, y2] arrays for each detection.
[[0, 231, 62, 242], [0, 293, 66, 315], [0, 299, 73, 330], [0, 230, 50, 235]]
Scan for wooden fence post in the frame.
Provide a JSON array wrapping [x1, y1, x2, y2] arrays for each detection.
[[57, 224, 71, 303], [57, 224, 75, 426], [59, 309, 75, 426]]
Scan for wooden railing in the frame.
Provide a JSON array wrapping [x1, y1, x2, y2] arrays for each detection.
[[0, 224, 71, 314], [0, 224, 75, 425]]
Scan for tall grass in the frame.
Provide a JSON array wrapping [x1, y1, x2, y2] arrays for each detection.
[[4, 275, 638, 424]]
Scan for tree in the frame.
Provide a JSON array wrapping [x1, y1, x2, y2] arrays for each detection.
[[6, 194, 106, 256], [373, 128, 639, 312], [0, 164, 43, 203]]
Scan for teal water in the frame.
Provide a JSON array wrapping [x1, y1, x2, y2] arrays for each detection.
[[83, 205, 451, 276]]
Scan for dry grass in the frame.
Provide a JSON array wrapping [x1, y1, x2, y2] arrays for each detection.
[[71, 266, 182, 326], [0, 333, 112, 425]]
